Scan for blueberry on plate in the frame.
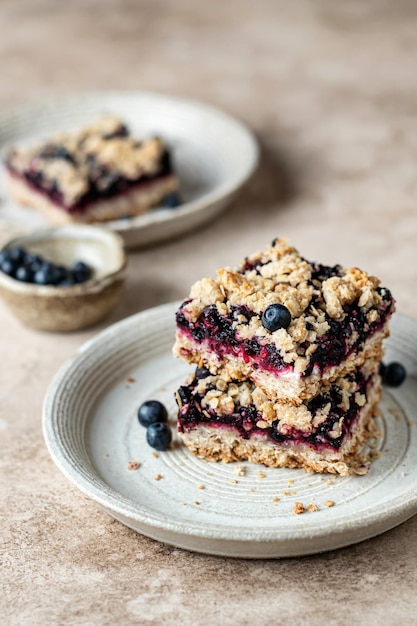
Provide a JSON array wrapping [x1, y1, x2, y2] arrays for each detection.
[[261, 303, 292, 332], [138, 400, 168, 427], [384, 362, 407, 387], [146, 422, 172, 451], [379, 361, 386, 379], [160, 193, 181, 209]]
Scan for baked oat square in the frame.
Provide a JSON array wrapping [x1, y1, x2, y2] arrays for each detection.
[[174, 238, 394, 404], [4, 116, 180, 223], [176, 363, 382, 476]]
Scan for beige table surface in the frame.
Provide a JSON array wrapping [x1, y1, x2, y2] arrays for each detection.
[[1, 1, 417, 624]]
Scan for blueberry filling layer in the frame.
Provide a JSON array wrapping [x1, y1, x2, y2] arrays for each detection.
[[176, 370, 375, 451], [176, 290, 394, 378], [6, 149, 174, 213]]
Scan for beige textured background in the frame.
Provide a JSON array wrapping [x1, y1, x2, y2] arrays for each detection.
[[1, 1, 417, 624]]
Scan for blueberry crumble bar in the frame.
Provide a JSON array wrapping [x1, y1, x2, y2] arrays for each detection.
[[176, 363, 381, 475], [5, 116, 180, 223], [174, 238, 394, 404]]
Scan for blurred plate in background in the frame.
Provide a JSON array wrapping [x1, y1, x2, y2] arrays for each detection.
[[0, 91, 259, 248]]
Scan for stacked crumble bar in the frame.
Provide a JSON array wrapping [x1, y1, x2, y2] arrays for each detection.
[[5, 116, 179, 223], [173, 238, 395, 475]]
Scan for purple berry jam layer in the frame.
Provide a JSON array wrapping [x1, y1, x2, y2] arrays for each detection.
[[176, 364, 381, 475], [174, 238, 394, 404], [5, 116, 179, 223]]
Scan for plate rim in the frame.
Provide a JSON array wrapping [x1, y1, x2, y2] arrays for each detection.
[[42, 302, 417, 550], [0, 90, 259, 241]]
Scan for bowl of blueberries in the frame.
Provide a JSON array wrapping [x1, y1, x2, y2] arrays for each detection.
[[0, 224, 126, 331]]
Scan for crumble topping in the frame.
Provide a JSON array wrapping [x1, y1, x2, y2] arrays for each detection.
[[322, 269, 381, 320]]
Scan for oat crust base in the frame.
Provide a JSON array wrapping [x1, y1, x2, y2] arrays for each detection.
[[179, 383, 381, 476]]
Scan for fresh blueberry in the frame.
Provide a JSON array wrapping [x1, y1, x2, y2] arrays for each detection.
[[160, 193, 181, 209], [52, 146, 75, 162], [0, 249, 11, 265], [146, 422, 172, 451], [40, 145, 75, 163], [72, 261, 93, 283], [261, 304, 292, 332], [384, 362, 407, 387], [33, 264, 59, 285], [8, 246, 26, 263], [195, 367, 211, 379], [15, 266, 33, 282], [55, 265, 71, 284], [33, 269, 49, 285], [138, 400, 168, 427], [24, 252, 43, 267], [98, 172, 120, 191], [30, 261, 44, 273], [0, 259, 16, 277], [57, 270, 75, 286]]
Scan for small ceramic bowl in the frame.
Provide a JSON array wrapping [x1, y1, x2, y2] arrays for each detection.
[[0, 225, 127, 331]]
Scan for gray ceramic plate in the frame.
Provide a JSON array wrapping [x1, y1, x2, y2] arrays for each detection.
[[43, 302, 417, 558], [0, 91, 259, 248]]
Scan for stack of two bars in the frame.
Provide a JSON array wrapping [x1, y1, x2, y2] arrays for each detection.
[[173, 239, 395, 475]]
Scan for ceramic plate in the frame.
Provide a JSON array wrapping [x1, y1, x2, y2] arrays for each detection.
[[43, 302, 417, 558], [0, 91, 258, 248]]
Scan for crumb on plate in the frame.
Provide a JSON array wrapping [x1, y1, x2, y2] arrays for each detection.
[[294, 502, 306, 515]]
